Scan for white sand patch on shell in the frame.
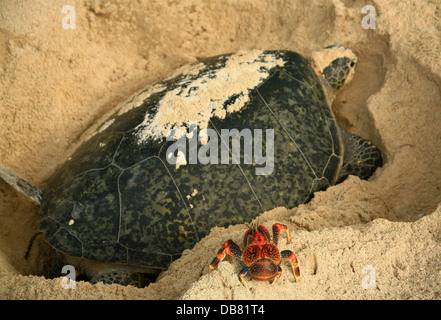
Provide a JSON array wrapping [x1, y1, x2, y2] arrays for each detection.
[[133, 50, 286, 142]]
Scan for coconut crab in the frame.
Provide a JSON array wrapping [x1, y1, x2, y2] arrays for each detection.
[[208, 223, 300, 289]]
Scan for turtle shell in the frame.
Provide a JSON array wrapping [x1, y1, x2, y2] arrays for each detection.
[[39, 50, 343, 269]]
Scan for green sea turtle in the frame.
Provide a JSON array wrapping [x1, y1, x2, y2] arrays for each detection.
[[0, 46, 382, 287]]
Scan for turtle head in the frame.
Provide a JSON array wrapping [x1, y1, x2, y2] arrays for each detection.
[[312, 45, 358, 96]]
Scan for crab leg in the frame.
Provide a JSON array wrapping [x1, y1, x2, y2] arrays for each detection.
[[272, 223, 291, 246], [271, 265, 283, 285], [208, 239, 242, 273], [281, 250, 300, 282], [238, 266, 250, 289]]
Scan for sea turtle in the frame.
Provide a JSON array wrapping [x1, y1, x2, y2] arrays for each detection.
[[0, 46, 382, 287]]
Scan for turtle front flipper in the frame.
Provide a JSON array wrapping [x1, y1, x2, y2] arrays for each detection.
[[0, 164, 43, 206], [338, 129, 382, 182]]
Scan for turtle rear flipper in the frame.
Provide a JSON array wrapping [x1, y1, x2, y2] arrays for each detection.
[[0, 164, 43, 206], [338, 129, 382, 182]]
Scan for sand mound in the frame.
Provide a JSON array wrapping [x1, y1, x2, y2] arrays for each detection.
[[0, 0, 440, 299]]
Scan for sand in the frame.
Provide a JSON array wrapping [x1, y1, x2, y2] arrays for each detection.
[[0, 0, 440, 299]]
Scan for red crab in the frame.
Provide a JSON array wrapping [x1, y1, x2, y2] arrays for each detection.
[[208, 223, 300, 289]]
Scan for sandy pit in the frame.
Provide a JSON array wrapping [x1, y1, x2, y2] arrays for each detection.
[[0, 0, 440, 299]]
